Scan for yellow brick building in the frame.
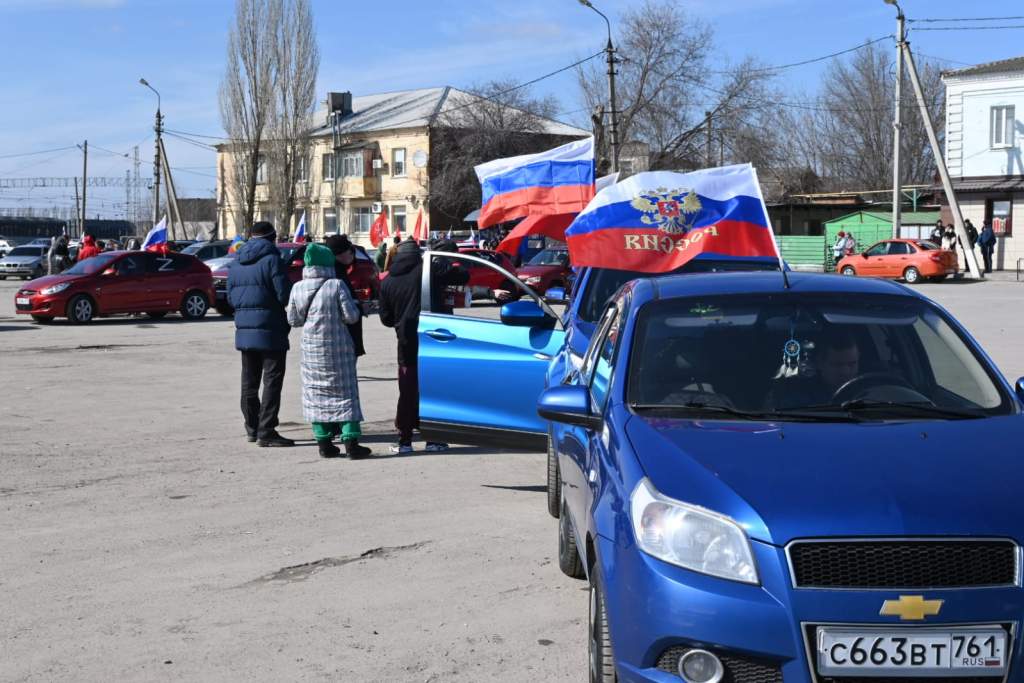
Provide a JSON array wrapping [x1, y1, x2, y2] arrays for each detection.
[[216, 87, 589, 247]]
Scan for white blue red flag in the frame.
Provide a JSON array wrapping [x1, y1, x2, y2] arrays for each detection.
[[295, 211, 307, 243], [142, 215, 168, 251], [474, 137, 595, 229], [565, 164, 779, 273]]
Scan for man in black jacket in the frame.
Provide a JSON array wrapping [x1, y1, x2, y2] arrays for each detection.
[[227, 221, 294, 447], [378, 240, 468, 453]]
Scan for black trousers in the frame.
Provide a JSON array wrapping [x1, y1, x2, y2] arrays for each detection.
[[240, 349, 287, 439], [981, 246, 994, 273]]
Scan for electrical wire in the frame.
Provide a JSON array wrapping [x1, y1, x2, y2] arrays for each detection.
[[912, 25, 1024, 32], [743, 35, 893, 74], [909, 16, 1024, 23], [0, 145, 77, 161]]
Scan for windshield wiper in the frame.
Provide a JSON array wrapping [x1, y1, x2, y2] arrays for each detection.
[[800, 399, 985, 420], [630, 402, 854, 422]]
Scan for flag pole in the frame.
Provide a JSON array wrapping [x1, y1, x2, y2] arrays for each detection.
[[750, 165, 790, 289]]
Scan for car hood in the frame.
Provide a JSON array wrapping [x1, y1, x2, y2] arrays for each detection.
[[517, 264, 560, 278], [625, 413, 1024, 546], [2, 255, 43, 265], [23, 274, 84, 289]]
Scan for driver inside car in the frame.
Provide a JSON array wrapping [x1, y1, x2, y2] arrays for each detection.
[[767, 330, 861, 410]]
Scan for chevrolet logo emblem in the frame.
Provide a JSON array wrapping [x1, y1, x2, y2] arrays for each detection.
[[880, 595, 944, 621]]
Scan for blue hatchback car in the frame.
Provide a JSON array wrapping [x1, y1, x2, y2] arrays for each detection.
[[534, 271, 1024, 683]]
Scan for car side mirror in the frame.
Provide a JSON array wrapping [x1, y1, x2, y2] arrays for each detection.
[[537, 385, 602, 430], [545, 287, 568, 304], [1016, 377, 1024, 404], [102, 267, 117, 276], [500, 300, 555, 328], [861, 253, 868, 259]]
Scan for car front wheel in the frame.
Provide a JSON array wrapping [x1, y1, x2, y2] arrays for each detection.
[[589, 573, 616, 683], [903, 266, 921, 284], [67, 295, 94, 324], [840, 266, 856, 276], [180, 291, 208, 319]]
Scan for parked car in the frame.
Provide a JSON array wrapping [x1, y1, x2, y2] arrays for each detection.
[[182, 240, 232, 262], [26, 238, 53, 248], [837, 238, 957, 283], [515, 247, 572, 295], [0, 238, 15, 257], [533, 270, 1024, 681], [453, 247, 519, 300], [165, 240, 197, 252], [0, 245, 47, 280], [14, 250, 214, 324]]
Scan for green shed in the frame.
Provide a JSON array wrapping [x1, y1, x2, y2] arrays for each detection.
[[823, 210, 940, 270]]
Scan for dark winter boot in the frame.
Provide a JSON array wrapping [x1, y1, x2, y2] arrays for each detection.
[[317, 439, 341, 458], [343, 440, 371, 460]]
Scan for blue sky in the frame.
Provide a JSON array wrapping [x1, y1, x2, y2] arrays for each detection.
[[1, 0, 1023, 217]]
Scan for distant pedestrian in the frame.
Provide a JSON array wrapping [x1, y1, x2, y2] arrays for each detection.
[[930, 220, 944, 244], [832, 231, 849, 268], [286, 243, 369, 459], [47, 235, 70, 275], [374, 239, 388, 270], [942, 224, 956, 252], [965, 219, 979, 248], [978, 222, 996, 273], [77, 234, 100, 261], [378, 240, 468, 454], [383, 236, 401, 271], [325, 234, 366, 358], [227, 221, 294, 448]]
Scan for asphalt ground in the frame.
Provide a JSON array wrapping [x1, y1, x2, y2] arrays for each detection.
[[1, 276, 1022, 682]]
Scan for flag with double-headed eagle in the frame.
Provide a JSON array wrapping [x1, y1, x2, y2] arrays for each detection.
[[564, 164, 779, 273]]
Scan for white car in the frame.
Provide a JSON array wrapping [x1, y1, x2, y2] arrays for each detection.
[[0, 239, 14, 257]]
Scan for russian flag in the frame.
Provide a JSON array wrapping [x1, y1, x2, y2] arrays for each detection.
[[142, 215, 168, 251], [565, 164, 780, 273], [474, 137, 595, 229], [295, 211, 307, 243]]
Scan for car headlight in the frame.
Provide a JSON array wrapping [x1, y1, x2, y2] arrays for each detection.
[[630, 478, 758, 584], [41, 282, 71, 295]]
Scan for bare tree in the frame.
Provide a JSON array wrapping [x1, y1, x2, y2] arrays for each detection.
[[265, 0, 319, 237], [219, 0, 280, 235], [428, 81, 570, 225], [577, 0, 776, 171]]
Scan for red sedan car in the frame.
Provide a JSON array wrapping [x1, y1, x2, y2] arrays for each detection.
[[515, 247, 572, 294], [454, 248, 519, 300], [837, 238, 958, 284], [15, 251, 214, 324]]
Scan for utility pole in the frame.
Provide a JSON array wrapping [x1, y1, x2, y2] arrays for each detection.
[[889, 0, 905, 239], [705, 111, 713, 167], [140, 79, 163, 227], [80, 140, 88, 235], [901, 42, 982, 279], [579, 0, 619, 172], [73, 178, 81, 236]]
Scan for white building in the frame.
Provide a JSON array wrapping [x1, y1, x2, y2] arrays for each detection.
[[942, 56, 1024, 271]]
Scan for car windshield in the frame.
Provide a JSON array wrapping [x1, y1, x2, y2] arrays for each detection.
[[8, 246, 44, 257], [63, 252, 119, 275], [528, 249, 569, 266], [915, 240, 939, 250], [181, 243, 206, 255], [627, 293, 1011, 421], [579, 260, 781, 322]]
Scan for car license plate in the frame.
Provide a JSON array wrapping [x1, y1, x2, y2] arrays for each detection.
[[817, 627, 1008, 676], [16, 297, 30, 305]]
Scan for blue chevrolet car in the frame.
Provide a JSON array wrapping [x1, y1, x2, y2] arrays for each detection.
[[536, 270, 1024, 682]]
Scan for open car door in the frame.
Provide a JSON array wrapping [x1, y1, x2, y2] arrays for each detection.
[[418, 251, 565, 451]]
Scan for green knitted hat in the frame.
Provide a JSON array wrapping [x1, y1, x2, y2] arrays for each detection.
[[304, 242, 335, 268]]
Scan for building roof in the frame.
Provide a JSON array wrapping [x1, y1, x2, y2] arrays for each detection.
[[309, 86, 589, 138], [824, 210, 940, 225], [936, 176, 1024, 193], [942, 56, 1024, 79]]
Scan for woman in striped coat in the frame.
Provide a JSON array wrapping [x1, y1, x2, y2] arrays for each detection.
[[286, 243, 370, 459]]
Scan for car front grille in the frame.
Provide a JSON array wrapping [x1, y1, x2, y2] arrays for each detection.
[[788, 540, 1018, 589], [816, 678, 1002, 682], [655, 647, 781, 682]]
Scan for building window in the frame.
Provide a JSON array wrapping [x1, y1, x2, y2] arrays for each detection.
[[392, 148, 406, 177], [986, 198, 1013, 236], [991, 106, 1015, 148], [391, 205, 406, 234], [323, 208, 338, 235], [342, 152, 362, 177], [322, 153, 336, 181], [296, 155, 309, 181], [256, 154, 267, 184], [351, 207, 373, 233]]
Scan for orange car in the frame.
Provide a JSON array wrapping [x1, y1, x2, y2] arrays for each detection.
[[836, 238, 958, 284]]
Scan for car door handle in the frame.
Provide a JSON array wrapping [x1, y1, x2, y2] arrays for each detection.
[[533, 353, 552, 361], [426, 329, 456, 342]]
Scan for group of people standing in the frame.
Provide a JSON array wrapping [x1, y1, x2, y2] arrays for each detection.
[[45, 234, 100, 275], [930, 219, 997, 274], [227, 221, 469, 458]]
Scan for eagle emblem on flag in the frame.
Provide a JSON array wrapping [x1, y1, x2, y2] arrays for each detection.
[[631, 187, 702, 234]]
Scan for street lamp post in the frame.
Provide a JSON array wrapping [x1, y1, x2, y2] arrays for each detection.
[[139, 78, 163, 227], [884, 0, 904, 239], [578, 0, 619, 173]]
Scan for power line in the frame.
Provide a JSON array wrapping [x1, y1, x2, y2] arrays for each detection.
[[912, 25, 1024, 32], [165, 128, 226, 141], [0, 145, 77, 160], [744, 35, 893, 74], [909, 15, 1024, 23]]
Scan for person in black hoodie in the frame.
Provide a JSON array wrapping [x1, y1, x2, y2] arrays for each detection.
[[227, 221, 294, 447], [378, 239, 469, 454]]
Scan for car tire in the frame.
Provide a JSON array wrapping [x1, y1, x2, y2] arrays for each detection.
[[589, 572, 617, 683], [67, 294, 95, 324], [840, 266, 856, 276], [146, 311, 168, 319], [903, 266, 921, 284], [558, 501, 586, 580], [31, 315, 53, 324], [547, 434, 561, 519], [180, 290, 208, 320]]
